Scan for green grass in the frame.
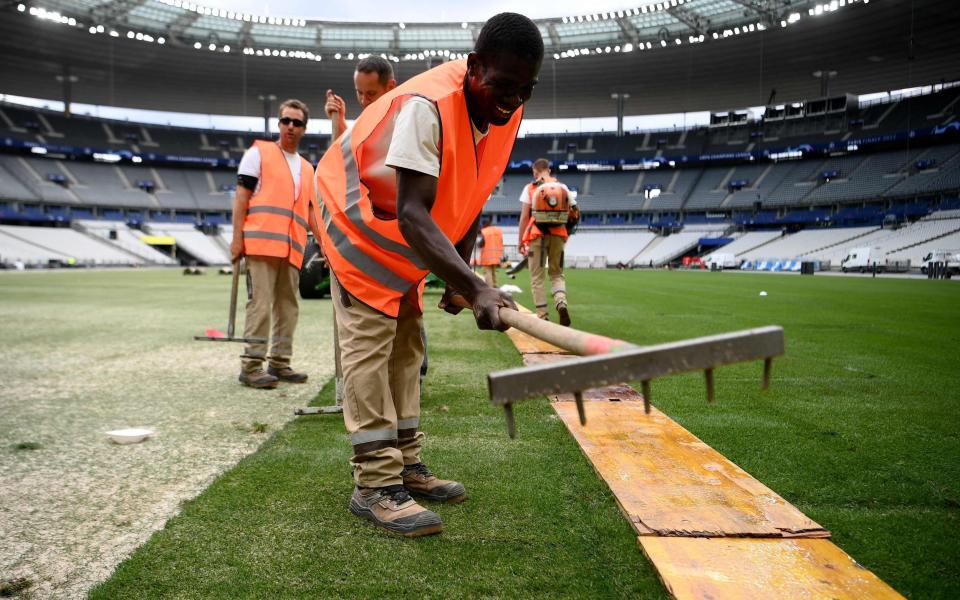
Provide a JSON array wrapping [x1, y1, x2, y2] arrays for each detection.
[[6, 268, 957, 598]]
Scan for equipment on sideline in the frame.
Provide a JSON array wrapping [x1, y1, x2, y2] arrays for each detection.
[[299, 234, 331, 299], [193, 258, 268, 344], [447, 294, 782, 438]]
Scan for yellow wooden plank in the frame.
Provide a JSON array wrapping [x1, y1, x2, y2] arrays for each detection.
[[638, 537, 904, 600], [553, 401, 828, 538]]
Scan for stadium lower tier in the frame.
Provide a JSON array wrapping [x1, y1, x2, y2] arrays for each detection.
[[2, 209, 957, 273]]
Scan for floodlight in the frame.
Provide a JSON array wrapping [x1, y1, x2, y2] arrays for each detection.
[[194, 42, 201, 49], [17, 3, 25, 11]]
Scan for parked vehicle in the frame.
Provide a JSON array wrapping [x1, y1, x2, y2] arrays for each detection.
[[841, 247, 882, 273], [920, 249, 960, 276]]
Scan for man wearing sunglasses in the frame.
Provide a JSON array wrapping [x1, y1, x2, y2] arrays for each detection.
[[231, 99, 323, 389], [315, 13, 543, 537]]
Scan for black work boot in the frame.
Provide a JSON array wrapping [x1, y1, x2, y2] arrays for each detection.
[[401, 463, 467, 504], [349, 485, 443, 537], [556, 302, 572, 327]]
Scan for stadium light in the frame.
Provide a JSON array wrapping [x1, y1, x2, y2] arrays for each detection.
[[17, 3, 25, 11], [194, 42, 201, 49]]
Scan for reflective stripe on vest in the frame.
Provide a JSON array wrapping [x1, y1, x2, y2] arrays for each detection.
[[243, 140, 315, 268], [478, 226, 503, 266], [315, 60, 522, 317]]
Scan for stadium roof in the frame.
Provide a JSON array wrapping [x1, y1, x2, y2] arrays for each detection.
[[2, 0, 958, 119]]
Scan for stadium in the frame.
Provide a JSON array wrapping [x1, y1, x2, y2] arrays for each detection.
[[0, 0, 958, 598]]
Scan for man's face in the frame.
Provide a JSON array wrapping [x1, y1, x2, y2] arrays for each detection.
[[354, 71, 394, 109], [278, 106, 306, 150], [532, 167, 549, 181], [465, 51, 541, 129]]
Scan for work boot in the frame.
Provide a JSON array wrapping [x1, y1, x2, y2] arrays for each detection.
[[349, 485, 443, 537], [537, 313, 550, 321], [238, 369, 278, 389], [268, 365, 308, 383], [557, 302, 572, 327], [401, 463, 467, 504]]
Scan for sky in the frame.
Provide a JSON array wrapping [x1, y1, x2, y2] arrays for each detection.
[[197, 0, 642, 22]]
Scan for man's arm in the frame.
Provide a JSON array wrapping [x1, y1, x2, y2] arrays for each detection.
[[230, 186, 253, 262], [518, 202, 531, 255], [326, 90, 348, 140], [396, 167, 514, 331]]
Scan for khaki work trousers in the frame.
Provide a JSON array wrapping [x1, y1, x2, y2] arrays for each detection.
[[529, 234, 567, 318], [241, 255, 300, 373], [332, 276, 425, 488], [481, 265, 497, 287]]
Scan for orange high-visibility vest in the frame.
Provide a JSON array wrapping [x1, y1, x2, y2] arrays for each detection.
[[314, 60, 523, 317], [522, 180, 569, 244], [243, 140, 314, 268], [478, 225, 504, 266]]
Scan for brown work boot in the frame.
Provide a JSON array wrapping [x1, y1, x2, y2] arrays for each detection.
[[238, 369, 278, 389], [349, 485, 443, 537], [557, 302, 572, 327], [402, 463, 466, 504], [268, 365, 308, 383]]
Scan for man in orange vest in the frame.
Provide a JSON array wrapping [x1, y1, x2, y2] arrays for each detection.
[[518, 158, 579, 326], [476, 217, 504, 286], [231, 98, 323, 389], [314, 13, 543, 537]]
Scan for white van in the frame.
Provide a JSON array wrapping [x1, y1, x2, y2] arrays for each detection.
[[920, 249, 960, 276], [841, 247, 882, 273], [707, 252, 739, 270]]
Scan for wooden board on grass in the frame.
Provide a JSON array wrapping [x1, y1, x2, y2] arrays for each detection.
[[638, 537, 904, 600], [553, 401, 829, 538]]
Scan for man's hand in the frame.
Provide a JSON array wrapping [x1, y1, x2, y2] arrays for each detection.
[[230, 237, 244, 262], [438, 285, 466, 315], [325, 90, 346, 118], [518, 243, 528, 257], [470, 286, 517, 332]]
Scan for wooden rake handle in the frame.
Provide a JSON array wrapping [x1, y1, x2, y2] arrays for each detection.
[[446, 293, 635, 357]]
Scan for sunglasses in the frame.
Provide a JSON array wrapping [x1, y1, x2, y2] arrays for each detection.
[[279, 116, 306, 128]]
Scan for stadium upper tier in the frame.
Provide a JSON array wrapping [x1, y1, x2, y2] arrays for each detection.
[[3, 0, 959, 118]]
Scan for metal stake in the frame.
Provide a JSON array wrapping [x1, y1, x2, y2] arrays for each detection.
[[574, 391, 586, 425]]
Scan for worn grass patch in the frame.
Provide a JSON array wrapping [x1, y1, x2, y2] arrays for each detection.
[[0, 268, 334, 598]]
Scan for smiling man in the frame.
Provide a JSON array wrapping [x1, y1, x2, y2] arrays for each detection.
[[314, 13, 543, 537]]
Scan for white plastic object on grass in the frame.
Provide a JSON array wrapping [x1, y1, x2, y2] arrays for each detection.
[[759, 291, 768, 296], [499, 284, 523, 294], [105, 428, 154, 444]]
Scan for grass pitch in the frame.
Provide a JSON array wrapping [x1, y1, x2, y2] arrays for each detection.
[[4, 268, 957, 598]]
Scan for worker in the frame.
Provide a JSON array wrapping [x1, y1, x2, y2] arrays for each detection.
[[476, 217, 504, 286], [517, 158, 579, 326], [314, 12, 543, 537], [231, 99, 323, 389]]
